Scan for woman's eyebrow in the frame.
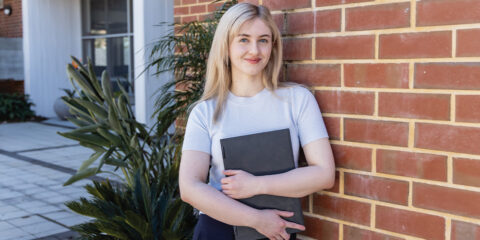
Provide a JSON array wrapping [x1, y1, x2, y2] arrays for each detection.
[[238, 33, 272, 38]]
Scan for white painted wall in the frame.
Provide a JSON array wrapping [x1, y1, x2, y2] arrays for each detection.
[[23, 0, 82, 117], [133, 0, 174, 128]]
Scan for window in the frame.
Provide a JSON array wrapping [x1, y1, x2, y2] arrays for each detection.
[[81, 0, 134, 94]]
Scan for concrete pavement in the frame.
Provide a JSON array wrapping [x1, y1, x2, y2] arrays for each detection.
[[0, 119, 120, 239]]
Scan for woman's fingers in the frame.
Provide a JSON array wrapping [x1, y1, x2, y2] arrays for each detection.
[[274, 210, 294, 218], [280, 231, 290, 240], [220, 177, 230, 184], [284, 221, 306, 231], [223, 170, 240, 176]]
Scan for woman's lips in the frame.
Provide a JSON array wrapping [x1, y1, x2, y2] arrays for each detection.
[[245, 58, 261, 64]]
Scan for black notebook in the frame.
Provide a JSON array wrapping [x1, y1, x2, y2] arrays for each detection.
[[220, 128, 304, 240]]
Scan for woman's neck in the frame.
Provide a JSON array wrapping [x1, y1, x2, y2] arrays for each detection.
[[230, 78, 264, 97], [230, 70, 265, 97]]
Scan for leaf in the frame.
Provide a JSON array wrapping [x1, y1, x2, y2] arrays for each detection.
[[102, 70, 114, 105], [73, 98, 108, 120], [79, 151, 105, 172], [67, 64, 102, 103], [108, 104, 122, 132], [58, 131, 110, 147], [88, 58, 105, 101], [70, 123, 103, 134], [124, 210, 149, 237], [97, 128, 122, 146], [105, 158, 128, 168], [63, 167, 98, 186]]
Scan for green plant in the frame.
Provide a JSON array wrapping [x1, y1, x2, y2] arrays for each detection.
[[59, 57, 195, 239], [0, 93, 35, 122]]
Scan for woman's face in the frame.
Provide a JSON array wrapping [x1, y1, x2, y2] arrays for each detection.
[[229, 18, 273, 80]]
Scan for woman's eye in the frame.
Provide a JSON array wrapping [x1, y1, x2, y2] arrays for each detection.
[[259, 39, 269, 43], [240, 38, 248, 43]]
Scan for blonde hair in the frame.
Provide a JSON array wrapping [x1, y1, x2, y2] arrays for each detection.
[[196, 3, 286, 123]]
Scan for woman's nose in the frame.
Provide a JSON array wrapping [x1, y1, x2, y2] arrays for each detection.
[[248, 42, 259, 55]]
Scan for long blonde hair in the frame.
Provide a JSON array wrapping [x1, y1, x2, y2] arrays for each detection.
[[197, 3, 284, 123]]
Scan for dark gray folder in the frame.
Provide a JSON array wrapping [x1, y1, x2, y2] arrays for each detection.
[[220, 128, 304, 240]]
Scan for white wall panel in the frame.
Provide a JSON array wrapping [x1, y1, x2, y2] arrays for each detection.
[[23, 0, 82, 117], [133, 0, 174, 127]]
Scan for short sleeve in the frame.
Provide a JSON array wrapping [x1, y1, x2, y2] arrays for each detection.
[[294, 87, 329, 147], [182, 103, 212, 155]]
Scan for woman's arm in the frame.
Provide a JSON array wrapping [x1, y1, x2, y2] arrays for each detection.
[[179, 150, 305, 239], [221, 138, 335, 199]]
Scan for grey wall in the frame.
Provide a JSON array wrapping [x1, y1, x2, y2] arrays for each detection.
[[0, 37, 24, 80]]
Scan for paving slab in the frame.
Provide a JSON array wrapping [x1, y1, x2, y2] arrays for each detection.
[[0, 121, 121, 239]]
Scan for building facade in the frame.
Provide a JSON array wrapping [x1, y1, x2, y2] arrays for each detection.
[[0, 0, 173, 126]]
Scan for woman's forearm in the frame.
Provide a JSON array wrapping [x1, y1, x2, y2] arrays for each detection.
[[257, 165, 335, 198], [181, 181, 260, 227]]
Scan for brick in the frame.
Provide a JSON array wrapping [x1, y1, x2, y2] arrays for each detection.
[[182, 0, 197, 4], [301, 196, 309, 212], [451, 220, 480, 240], [377, 149, 447, 182], [344, 119, 409, 147], [413, 182, 480, 219], [0, 0, 22, 38], [313, 194, 371, 226], [303, 216, 339, 240], [344, 63, 409, 88], [272, 14, 284, 34], [315, 90, 375, 115], [417, 0, 480, 27], [286, 10, 341, 35], [325, 171, 340, 193], [263, 0, 311, 10], [415, 63, 480, 90], [456, 95, 480, 123], [379, 31, 451, 59], [207, 2, 223, 12], [331, 144, 372, 171], [376, 205, 445, 240], [189, 5, 206, 14], [378, 92, 450, 120], [453, 157, 480, 187], [316, 0, 373, 7], [316, 35, 375, 59], [238, 0, 259, 4], [174, 6, 189, 15], [198, 13, 213, 22], [323, 117, 341, 140], [344, 173, 409, 205], [283, 38, 312, 61], [181, 15, 198, 23], [286, 64, 340, 87], [457, 29, 480, 57], [343, 225, 404, 240], [346, 2, 410, 31], [415, 123, 480, 155]]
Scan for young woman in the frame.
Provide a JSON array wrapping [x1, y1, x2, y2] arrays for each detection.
[[179, 3, 335, 240]]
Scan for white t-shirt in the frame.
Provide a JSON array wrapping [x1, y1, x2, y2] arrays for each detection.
[[182, 85, 329, 191]]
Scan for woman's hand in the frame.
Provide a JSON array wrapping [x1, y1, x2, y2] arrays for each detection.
[[221, 170, 260, 199], [252, 209, 305, 240]]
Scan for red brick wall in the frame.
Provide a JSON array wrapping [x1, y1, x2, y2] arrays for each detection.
[[175, 0, 480, 239], [0, 0, 22, 38]]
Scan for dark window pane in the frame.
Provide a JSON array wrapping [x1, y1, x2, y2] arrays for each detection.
[[82, 0, 130, 35], [107, 0, 128, 34], [82, 0, 107, 35]]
